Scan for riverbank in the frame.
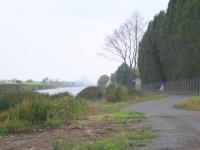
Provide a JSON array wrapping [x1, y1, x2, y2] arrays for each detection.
[[0, 92, 161, 150], [0, 83, 76, 94], [0, 92, 87, 134], [0, 80, 166, 150]]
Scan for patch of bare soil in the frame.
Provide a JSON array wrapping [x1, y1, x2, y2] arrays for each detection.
[[0, 116, 142, 150]]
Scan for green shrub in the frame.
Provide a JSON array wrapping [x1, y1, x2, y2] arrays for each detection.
[[17, 100, 51, 125], [0, 119, 30, 133], [54, 98, 87, 121], [47, 119, 62, 128], [105, 85, 141, 102], [52, 92, 72, 99], [127, 88, 142, 96], [0, 92, 50, 112], [16, 98, 85, 126], [0, 107, 17, 122], [76, 86, 103, 100], [0, 93, 88, 134], [105, 84, 123, 102], [0, 93, 25, 111]]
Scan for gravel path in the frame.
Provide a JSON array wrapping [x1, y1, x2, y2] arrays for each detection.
[[127, 95, 200, 150]]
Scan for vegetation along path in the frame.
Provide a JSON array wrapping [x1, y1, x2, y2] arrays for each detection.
[[127, 95, 200, 150]]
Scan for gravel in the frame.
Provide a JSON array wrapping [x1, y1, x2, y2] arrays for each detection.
[[127, 95, 200, 150]]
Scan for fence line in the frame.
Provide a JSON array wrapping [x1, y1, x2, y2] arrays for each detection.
[[141, 79, 200, 95]]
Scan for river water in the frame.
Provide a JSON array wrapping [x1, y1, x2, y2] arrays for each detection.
[[38, 86, 89, 95]]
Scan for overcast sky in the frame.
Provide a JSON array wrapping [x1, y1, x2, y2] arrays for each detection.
[[0, 0, 169, 83]]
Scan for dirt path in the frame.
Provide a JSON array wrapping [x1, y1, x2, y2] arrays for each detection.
[[0, 121, 126, 150], [0, 117, 143, 150], [127, 95, 200, 150]]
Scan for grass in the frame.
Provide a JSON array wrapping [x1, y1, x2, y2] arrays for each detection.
[[76, 84, 165, 105], [0, 83, 58, 94], [0, 92, 88, 134], [0, 92, 50, 112], [175, 96, 200, 111], [53, 128, 156, 150], [87, 92, 165, 125], [105, 85, 143, 103], [91, 101, 144, 124], [52, 92, 161, 150], [0, 89, 162, 149], [97, 92, 165, 112], [138, 92, 166, 102]]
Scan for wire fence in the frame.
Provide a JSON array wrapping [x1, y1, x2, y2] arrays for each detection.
[[141, 79, 200, 95]]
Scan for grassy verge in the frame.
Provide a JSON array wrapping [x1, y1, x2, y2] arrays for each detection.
[[140, 92, 166, 101], [175, 96, 200, 111], [0, 92, 87, 134], [53, 93, 160, 150], [0, 84, 59, 94]]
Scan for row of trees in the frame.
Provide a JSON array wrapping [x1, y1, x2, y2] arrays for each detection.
[[138, 0, 200, 84]]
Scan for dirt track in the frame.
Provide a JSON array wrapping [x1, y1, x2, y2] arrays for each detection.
[[128, 95, 200, 150]]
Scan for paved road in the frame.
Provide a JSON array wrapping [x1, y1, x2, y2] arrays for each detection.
[[128, 96, 200, 150]]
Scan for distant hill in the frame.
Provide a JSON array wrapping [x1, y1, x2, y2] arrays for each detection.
[[75, 76, 93, 86]]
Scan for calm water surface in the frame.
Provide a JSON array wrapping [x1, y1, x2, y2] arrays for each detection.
[[38, 86, 89, 95]]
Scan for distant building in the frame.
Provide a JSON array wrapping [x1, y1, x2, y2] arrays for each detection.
[[134, 77, 141, 90], [11, 78, 17, 83], [42, 77, 49, 84], [16, 80, 22, 84], [11, 79, 22, 84]]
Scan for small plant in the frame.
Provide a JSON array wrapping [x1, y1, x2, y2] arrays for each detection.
[[0, 92, 50, 112]]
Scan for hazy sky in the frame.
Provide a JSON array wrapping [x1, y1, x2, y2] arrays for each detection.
[[0, 0, 169, 83]]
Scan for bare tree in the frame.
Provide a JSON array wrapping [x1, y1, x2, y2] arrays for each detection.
[[99, 11, 146, 88]]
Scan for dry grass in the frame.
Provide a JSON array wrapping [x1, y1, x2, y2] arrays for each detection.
[[175, 96, 200, 111]]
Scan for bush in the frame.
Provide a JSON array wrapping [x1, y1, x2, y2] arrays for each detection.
[[105, 84, 124, 102], [0, 93, 25, 112], [60, 98, 87, 120], [0, 92, 50, 112], [17, 100, 51, 125], [47, 98, 87, 123], [76, 86, 103, 100], [0, 119, 30, 134], [0, 107, 17, 122], [52, 92, 72, 99], [105, 85, 141, 102]]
